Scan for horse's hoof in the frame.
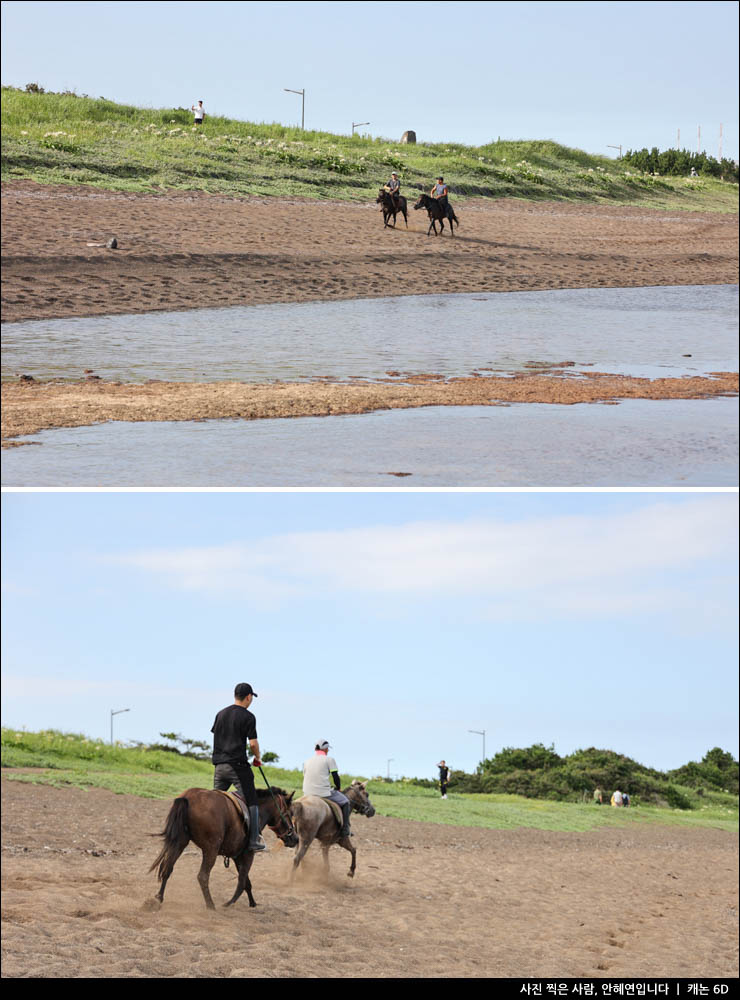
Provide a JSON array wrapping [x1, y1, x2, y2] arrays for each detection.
[[249, 900, 257, 908]]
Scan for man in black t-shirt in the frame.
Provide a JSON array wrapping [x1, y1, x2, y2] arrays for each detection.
[[211, 682, 266, 852]]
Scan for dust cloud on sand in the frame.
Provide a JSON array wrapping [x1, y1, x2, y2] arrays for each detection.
[[2, 779, 737, 978]]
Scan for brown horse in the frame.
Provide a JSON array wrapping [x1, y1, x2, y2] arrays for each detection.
[[413, 192, 459, 236], [149, 786, 297, 909], [290, 780, 375, 880], [376, 188, 408, 228]]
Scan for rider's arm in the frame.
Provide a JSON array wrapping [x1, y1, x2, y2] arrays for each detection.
[[249, 737, 262, 765], [330, 769, 341, 791]]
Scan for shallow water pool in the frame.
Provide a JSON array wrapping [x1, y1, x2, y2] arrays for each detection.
[[3, 398, 737, 487], [2, 285, 737, 384]]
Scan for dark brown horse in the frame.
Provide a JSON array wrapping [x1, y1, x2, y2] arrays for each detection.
[[149, 786, 297, 909], [290, 780, 375, 880], [376, 188, 408, 228], [413, 192, 459, 236]]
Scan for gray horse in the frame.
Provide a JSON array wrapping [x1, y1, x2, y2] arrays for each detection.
[[290, 780, 376, 880]]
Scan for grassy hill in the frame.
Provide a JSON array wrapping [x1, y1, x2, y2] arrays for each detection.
[[2, 729, 737, 833], [2, 87, 738, 212]]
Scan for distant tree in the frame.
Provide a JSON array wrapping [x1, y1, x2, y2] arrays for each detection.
[[262, 751, 280, 763]]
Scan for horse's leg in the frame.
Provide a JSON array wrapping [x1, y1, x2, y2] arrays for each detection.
[[225, 851, 256, 908], [291, 837, 312, 880], [338, 835, 357, 878], [403, 208, 408, 228], [321, 844, 331, 880], [197, 847, 218, 910], [155, 841, 187, 904]]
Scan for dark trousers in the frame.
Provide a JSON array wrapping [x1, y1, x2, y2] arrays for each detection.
[[213, 761, 257, 807]]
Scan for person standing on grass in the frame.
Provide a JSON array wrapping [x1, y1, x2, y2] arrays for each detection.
[[211, 682, 266, 852], [191, 100, 206, 125], [437, 760, 450, 799]]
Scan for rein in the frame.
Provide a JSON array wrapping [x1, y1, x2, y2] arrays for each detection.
[[257, 765, 297, 838]]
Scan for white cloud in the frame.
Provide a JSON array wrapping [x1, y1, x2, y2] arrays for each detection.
[[106, 497, 737, 620]]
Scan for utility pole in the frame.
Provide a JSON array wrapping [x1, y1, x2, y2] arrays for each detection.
[[386, 758, 394, 780], [284, 88, 305, 130], [110, 707, 130, 744], [698, 125, 701, 155], [676, 128, 680, 150], [468, 729, 486, 768], [607, 144, 622, 159], [719, 123, 723, 161], [352, 121, 370, 136]]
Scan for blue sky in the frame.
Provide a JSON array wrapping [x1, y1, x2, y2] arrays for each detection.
[[1, 1, 738, 160], [2, 491, 737, 779]]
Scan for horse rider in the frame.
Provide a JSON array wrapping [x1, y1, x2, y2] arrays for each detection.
[[430, 176, 450, 214], [384, 171, 401, 209], [302, 740, 352, 839], [211, 682, 267, 852]]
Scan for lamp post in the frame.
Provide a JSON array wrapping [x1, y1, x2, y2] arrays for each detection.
[[110, 707, 130, 744], [607, 144, 622, 159], [468, 729, 486, 769], [284, 88, 305, 130], [352, 121, 370, 136]]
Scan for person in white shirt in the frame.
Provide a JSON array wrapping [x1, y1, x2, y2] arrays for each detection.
[[303, 740, 352, 838], [192, 100, 206, 124]]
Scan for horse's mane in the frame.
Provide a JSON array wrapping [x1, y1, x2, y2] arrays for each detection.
[[256, 786, 290, 798]]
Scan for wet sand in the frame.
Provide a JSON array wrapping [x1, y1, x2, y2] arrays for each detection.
[[2, 778, 737, 979], [2, 181, 738, 324], [3, 371, 738, 445]]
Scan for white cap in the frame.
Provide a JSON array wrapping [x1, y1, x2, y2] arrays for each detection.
[[316, 740, 330, 750]]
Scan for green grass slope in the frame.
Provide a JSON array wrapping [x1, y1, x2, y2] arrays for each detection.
[[3, 729, 737, 833], [2, 88, 737, 212]]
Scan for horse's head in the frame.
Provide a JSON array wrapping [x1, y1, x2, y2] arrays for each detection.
[[413, 194, 426, 211], [346, 780, 376, 818], [265, 789, 299, 847], [376, 188, 388, 203]]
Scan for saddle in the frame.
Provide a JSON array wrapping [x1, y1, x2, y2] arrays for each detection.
[[324, 798, 343, 828], [216, 788, 248, 821]]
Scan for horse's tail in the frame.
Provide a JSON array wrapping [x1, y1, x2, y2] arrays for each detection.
[[149, 796, 190, 881]]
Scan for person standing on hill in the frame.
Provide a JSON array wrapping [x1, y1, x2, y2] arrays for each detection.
[[437, 760, 450, 799], [211, 682, 266, 852], [191, 100, 206, 125]]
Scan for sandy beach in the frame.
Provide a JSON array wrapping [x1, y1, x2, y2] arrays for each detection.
[[1, 777, 737, 979], [1, 182, 737, 442], [2, 181, 738, 324]]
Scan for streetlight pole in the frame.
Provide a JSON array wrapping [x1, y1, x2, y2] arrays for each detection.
[[468, 729, 486, 768], [352, 121, 370, 136], [110, 707, 130, 744], [607, 144, 622, 159], [284, 88, 305, 130], [387, 758, 394, 780]]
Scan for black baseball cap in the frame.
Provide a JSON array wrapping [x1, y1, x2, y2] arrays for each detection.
[[234, 682, 258, 699]]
